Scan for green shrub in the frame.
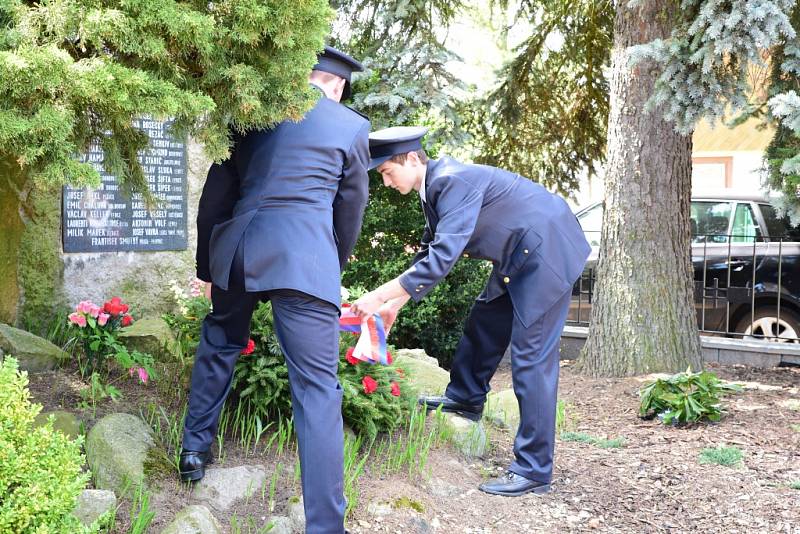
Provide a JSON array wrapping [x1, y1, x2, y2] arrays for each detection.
[[337, 335, 416, 440], [639, 368, 742, 425], [166, 292, 415, 439], [232, 316, 414, 440], [0, 357, 95, 534]]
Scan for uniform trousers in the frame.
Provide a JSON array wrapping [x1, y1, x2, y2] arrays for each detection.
[[445, 289, 572, 484], [182, 248, 345, 533]]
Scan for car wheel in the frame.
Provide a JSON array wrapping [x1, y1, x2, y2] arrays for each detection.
[[736, 307, 800, 343]]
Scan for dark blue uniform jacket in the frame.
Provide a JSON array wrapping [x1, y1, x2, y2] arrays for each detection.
[[399, 157, 591, 328], [195, 91, 370, 308]]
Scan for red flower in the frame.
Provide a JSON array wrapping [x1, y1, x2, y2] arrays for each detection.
[[345, 347, 359, 365], [390, 381, 401, 397], [395, 368, 405, 379], [362, 375, 378, 394], [121, 314, 133, 327], [103, 296, 129, 317], [386, 350, 393, 364], [241, 338, 255, 355]]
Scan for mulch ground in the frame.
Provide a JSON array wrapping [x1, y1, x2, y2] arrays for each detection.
[[27, 360, 800, 533]]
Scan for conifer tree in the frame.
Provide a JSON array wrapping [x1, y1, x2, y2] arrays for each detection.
[[1, 0, 331, 192], [331, 0, 486, 365], [0, 0, 330, 324], [469, 0, 796, 375], [579, 0, 796, 376]]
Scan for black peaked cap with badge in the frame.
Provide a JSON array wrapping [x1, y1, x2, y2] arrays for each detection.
[[313, 45, 364, 101], [368, 126, 429, 169]]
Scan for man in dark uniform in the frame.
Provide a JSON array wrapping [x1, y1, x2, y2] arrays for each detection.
[[351, 126, 591, 497], [181, 46, 370, 533]]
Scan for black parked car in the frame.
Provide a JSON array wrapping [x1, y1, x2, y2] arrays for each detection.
[[571, 191, 800, 343]]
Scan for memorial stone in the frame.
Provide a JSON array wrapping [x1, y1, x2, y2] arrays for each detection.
[[62, 118, 188, 253]]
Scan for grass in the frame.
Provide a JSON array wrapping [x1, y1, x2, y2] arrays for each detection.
[[141, 402, 185, 470], [596, 437, 626, 449], [337, 405, 453, 518], [267, 461, 282, 513], [24, 307, 76, 349], [698, 445, 743, 467], [230, 514, 272, 534], [127, 484, 155, 534], [788, 480, 800, 490], [375, 405, 452, 478], [343, 434, 369, 518], [555, 398, 578, 434], [227, 401, 273, 455], [559, 431, 625, 449], [264, 417, 295, 456], [791, 424, 800, 433]]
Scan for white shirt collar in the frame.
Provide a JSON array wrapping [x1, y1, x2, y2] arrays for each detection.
[[419, 172, 427, 203]]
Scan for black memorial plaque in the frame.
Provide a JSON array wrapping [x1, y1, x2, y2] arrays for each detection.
[[62, 118, 188, 252]]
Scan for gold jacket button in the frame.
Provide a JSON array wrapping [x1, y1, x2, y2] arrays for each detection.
[[523, 249, 529, 254], [503, 276, 510, 283], [462, 253, 469, 258], [418, 284, 424, 288], [415, 289, 421, 293]]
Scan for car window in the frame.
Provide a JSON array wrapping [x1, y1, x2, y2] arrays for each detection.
[[690, 201, 732, 243], [759, 203, 800, 241], [577, 203, 602, 247], [730, 203, 762, 243]]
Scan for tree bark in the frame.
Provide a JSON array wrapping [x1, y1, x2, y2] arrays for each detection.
[[578, 0, 703, 376], [0, 157, 26, 324]]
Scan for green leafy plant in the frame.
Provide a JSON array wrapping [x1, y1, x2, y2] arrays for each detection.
[[699, 445, 743, 467], [163, 279, 212, 356], [639, 368, 742, 425], [79, 371, 122, 417], [789, 480, 800, 490], [0, 357, 96, 533]]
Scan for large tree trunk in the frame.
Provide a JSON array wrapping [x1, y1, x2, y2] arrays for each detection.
[[578, 0, 703, 376], [0, 157, 26, 325]]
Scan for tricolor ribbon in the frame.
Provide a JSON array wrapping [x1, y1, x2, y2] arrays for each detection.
[[339, 304, 390, 365]]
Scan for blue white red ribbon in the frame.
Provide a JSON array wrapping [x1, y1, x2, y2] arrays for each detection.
[[339, 305, 390, 365]]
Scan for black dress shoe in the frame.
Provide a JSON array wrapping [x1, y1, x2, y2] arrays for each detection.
[[418, 394, 483, 422], [179, 450, 213, 482], [478, 471, 551, 496]]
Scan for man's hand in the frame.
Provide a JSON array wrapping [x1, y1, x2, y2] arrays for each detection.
[[377, 302, 398, 334], [350, 291, 385, 319], [204, 282, 212, 300], [350, 277, 410, 320], [377, 296, 409, 335]]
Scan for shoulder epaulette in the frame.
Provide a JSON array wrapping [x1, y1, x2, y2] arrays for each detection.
[[344, 105, 370, 122]]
